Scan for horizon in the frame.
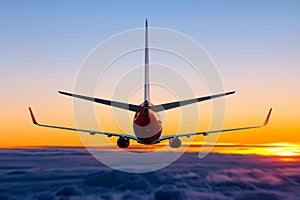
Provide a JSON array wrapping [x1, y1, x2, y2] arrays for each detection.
[[1, 142, 299, 162]]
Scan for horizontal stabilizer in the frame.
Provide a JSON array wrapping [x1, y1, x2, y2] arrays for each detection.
[[58, 91, 140, 112], [151, 91, 235, 112]]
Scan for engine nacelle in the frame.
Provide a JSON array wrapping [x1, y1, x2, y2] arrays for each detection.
[[117, 137, 130, 148], [169, 138, 182, 148]]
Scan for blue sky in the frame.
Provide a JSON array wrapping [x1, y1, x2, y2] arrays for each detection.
[[1, 1, 299, 74], [1, 1, 299, 82]]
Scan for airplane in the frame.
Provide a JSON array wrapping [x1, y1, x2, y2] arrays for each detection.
[[29, 19, 272, 149]]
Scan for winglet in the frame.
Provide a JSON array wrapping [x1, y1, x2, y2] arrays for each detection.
[[263, 108, 272, 126], [28, 107, 38, 125]]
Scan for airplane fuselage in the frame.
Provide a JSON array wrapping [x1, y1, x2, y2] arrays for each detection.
[[133, 101, 162, 144]]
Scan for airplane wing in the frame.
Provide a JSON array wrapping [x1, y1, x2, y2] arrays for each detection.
[[158, 108, 272, 141], [58, 91, 141, 112], [28, 107, 139, 141], [151, 91, 235, 112]]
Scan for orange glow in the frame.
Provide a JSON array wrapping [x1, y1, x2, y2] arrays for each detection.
[[89, 142, 300, 161], [206, 142, 300, 156], [279, 157, 297, 162], [1, 90, 299, 150], [2, 137, 300, 163]]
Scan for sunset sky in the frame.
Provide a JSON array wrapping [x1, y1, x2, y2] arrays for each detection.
[[0, 1, 299, 156]]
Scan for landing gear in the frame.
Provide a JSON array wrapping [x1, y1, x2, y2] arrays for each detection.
[[169, 138, 182, 148], [117, 137, 130, 148]]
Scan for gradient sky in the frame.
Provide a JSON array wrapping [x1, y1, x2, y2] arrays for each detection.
[[0, 1, 299, 149]]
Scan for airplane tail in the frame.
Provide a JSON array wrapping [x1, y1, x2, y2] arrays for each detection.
[[58, 20, 236, 113], [144, 19, 150, 103]]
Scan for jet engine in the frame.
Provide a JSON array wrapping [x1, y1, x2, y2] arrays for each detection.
[[117, 137, 130, 148], [169, 138, 181, 148]]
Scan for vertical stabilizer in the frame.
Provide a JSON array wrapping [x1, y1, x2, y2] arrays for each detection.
[[144, 19, 150, 102]]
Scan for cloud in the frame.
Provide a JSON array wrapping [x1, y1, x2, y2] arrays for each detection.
[[56, 186, 83, 197], [154, 185, 185, 200], [205, 168, 284, 188], [0, 194, 9, 200], [0, 148, 300, 199], [233, 191, 284, 200]]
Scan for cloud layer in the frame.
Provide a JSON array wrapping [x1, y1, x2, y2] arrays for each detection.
[[0, 148, 299, 199]]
